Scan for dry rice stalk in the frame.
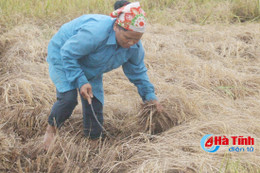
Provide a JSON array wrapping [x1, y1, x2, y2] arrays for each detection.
[[137, 102, 178, 134], [0, 129, 20, 170]]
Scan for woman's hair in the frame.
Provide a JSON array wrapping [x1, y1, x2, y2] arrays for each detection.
[[114, 0, 130, 10]]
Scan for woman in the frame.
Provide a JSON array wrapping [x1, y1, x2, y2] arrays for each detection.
[[43, 0, 162, 149]]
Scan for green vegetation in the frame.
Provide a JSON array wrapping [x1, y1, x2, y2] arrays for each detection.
[[0, 0, 259, 30]]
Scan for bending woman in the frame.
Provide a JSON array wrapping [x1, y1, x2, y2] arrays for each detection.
[[43, 1, 163, 149]]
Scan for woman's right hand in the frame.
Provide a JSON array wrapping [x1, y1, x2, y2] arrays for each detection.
[[80, 83, 93, 104]]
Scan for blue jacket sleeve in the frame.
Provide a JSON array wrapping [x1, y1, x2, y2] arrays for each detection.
[[60, 24, 99, 89], [122, 44, 158, 102]]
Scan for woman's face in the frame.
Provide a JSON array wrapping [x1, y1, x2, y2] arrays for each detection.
[[113, 24, 143, 48]]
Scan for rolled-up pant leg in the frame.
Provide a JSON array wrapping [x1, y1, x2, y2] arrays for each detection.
[[80, 95, 103, 139], [48, 89, 78, 128]]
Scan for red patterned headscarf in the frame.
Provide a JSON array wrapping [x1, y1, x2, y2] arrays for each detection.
[[110, 2, 146, 33]]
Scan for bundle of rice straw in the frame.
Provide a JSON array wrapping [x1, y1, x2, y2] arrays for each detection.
[[136, 102, 178, 134]]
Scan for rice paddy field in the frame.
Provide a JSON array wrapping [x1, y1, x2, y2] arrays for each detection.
[[0, 0, 260, 172]]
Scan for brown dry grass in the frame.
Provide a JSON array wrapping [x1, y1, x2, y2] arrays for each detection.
[[136, 102, 178, 134], [0, 20, 260, 172]]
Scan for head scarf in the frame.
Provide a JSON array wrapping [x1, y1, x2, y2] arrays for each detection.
[[110, 2, 146, 33]]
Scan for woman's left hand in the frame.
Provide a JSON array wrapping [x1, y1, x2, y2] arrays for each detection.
[[146, 100, 164, 113]]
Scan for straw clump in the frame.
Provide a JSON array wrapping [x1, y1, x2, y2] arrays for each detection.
[[137, 102, 177, 134]]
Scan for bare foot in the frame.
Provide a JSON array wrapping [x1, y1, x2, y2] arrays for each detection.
[[43, 125, 56, 151]]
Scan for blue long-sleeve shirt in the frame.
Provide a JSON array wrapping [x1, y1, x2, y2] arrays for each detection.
[[47, 14, 157, 105]]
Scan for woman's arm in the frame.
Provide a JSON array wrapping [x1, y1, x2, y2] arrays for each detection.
[[122, 45, 157, 102], [60, 26, 98, 90]]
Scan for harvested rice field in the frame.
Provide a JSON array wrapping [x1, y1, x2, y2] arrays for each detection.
[[0, 0, 260, 172]]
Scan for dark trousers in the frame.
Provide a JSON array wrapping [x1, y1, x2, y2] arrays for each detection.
[[48, 89, 103, 139]]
